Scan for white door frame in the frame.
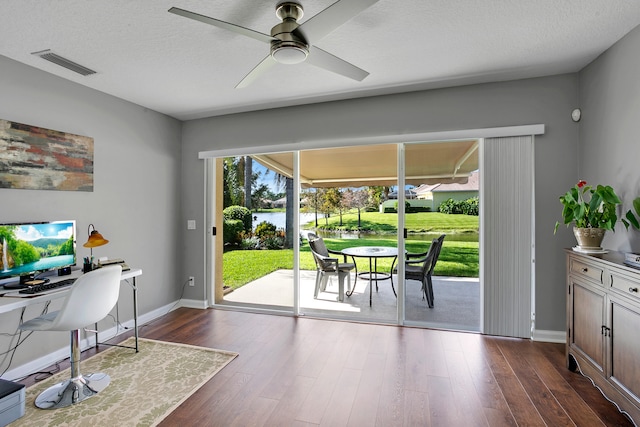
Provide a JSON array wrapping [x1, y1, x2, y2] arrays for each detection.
[[201, 124, 544, 336]]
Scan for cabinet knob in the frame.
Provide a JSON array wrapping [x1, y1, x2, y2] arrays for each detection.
[[630, 287, 639, 293], [582, 267, 588, 273]]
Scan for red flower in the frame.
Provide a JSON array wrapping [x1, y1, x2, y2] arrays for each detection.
[[577, 180, 587, 188]]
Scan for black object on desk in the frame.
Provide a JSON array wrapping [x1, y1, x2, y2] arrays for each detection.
[[18, 277, 76, 295], [3, 278, 50, 290]]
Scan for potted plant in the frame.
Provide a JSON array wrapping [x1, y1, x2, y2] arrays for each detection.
[[554, 180, 622, 249], [623, 196, 640, 230]]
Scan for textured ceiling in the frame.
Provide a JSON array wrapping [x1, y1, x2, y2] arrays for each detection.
[[1, 0, 639, 120]]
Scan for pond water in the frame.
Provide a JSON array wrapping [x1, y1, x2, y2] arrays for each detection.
[[253, 212, 478, 242], [252, 212, 321, 230]]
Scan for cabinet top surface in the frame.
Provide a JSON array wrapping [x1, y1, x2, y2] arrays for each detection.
[[566, 249, 640, 274]]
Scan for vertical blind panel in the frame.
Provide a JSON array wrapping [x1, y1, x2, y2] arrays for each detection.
[[483, 136, 533, 338]]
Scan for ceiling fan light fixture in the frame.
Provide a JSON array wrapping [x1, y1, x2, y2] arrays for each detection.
[[271, 41, 309, 64]]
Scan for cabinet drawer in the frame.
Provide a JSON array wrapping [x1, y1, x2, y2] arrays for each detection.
[[570, 258, 604, 284], [610, 271, 640, 301]]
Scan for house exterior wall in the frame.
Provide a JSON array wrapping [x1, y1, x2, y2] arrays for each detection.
[[433, 191, 479, 210]]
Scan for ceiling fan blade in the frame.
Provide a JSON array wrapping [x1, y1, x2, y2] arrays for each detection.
[[295, 0, 380, 42], [236, 55, 277, 88], [168, 7, 276, 44], [305, 46, 368, 81]]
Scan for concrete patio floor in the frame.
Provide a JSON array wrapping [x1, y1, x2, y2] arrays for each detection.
[[220, 269, 480, 332]]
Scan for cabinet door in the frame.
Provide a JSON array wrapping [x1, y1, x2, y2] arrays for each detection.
[[570, 277, 606, 372], [609, 296, 640, 402]]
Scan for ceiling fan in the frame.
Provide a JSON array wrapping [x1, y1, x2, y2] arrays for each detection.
[[168, 0, 379, 88]]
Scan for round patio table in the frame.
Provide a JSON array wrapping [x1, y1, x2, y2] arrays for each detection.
[[341, 246, 398, 306]]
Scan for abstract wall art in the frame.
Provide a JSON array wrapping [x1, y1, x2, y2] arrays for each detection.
[[0, 119, 94, 191]]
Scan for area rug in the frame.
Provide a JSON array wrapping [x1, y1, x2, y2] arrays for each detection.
[[14, 337, 238, 427]]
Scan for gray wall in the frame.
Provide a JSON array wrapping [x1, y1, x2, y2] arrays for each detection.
[[0, 55, 182, 371], [579, 24, 640, 252], [180, 73, 580, 333]]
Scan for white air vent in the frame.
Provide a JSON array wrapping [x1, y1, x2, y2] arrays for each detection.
[[31, 50, 96, 76]]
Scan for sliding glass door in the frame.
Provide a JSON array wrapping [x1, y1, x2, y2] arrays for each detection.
[[297, 145, 399, 323], [217, 153, 295, 313], [207, 138, 534, 336], [401, 141, 481, 332]]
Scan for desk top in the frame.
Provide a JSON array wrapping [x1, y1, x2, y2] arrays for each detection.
[[0, 267, 141, 315]]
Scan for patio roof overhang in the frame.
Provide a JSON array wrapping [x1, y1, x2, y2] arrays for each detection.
[[252, 140, 479, 188]]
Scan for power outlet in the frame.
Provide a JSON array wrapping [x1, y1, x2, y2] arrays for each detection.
[[188, 276, 195, 287]]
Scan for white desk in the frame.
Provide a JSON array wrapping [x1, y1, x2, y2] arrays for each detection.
[[0, 267, 142, 352]]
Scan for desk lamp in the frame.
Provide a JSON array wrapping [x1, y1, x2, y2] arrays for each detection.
[[83, 224, 109, 258]]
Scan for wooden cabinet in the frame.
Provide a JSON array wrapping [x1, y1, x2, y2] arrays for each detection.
[[567, 250, 640, 424]]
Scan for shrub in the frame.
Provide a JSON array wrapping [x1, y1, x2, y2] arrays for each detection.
[[223, 219, 244, 245], [438, 198, 461, 214], [223, 205, 252, 231], [240, 236, 261, 250], [462, 197, 479, 215], [413, 206, 432, 212], [255, 221, 277, 238], [262, 235, 285, 249], [439, 197, 479, 216]]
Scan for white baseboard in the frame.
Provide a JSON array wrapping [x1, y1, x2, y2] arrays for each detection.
[[2, 300, 183, 382], [179, 298, 208, 309], [532, 329, 566, 343]]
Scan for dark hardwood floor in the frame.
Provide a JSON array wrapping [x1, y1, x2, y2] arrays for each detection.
[[23, 308, 634, 426]]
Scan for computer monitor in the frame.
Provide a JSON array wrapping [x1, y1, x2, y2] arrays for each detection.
[[0, 220, 76, 285]]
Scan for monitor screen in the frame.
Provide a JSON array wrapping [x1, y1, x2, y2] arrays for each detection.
[[0, 220, 76, 282]]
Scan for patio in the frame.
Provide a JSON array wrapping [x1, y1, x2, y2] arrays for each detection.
[[220, 269, 480, 332]]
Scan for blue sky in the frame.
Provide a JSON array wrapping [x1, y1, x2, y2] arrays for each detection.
[[15, 222, 74, 241], [254, 162, 282, 193]]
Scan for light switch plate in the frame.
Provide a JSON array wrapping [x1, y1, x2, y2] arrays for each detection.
[[187, 220, 196, 230]]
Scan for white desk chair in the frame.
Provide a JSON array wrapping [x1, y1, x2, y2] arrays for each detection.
[[19, 265, 122, 409]]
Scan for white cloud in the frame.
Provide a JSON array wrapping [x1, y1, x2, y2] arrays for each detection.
[[56, 226, 73, 239], [15, 226, 43, 241]]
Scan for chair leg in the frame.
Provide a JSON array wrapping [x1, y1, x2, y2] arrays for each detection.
[[314, 271, 322, 298], [320, 274, 330, 292], [338, 274, 345, 302], [350, 256, 358, 288], [425, 275, 435, 308], [34, 329, 111, 409]]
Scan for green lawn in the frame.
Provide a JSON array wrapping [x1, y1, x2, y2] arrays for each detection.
[[312, 210, 478, 233], [223, 212, 479, 289]]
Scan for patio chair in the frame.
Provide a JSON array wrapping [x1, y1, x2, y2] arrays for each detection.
[[401, 234, 445, 308], [307, 234, 355, 302]]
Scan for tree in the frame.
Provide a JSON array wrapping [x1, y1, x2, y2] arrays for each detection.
[[367, 186, 389, 210], [243, 156, 252, 210], [323, 188, 343, 225], [302, 188, 322, 227], [251, 183, 270, 209], [343, 188, 369, 227], [224, 156, 263, 210], [266, 170, 295, 248], [223, 157, 243, 207], [285, 177, 294, 248]]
